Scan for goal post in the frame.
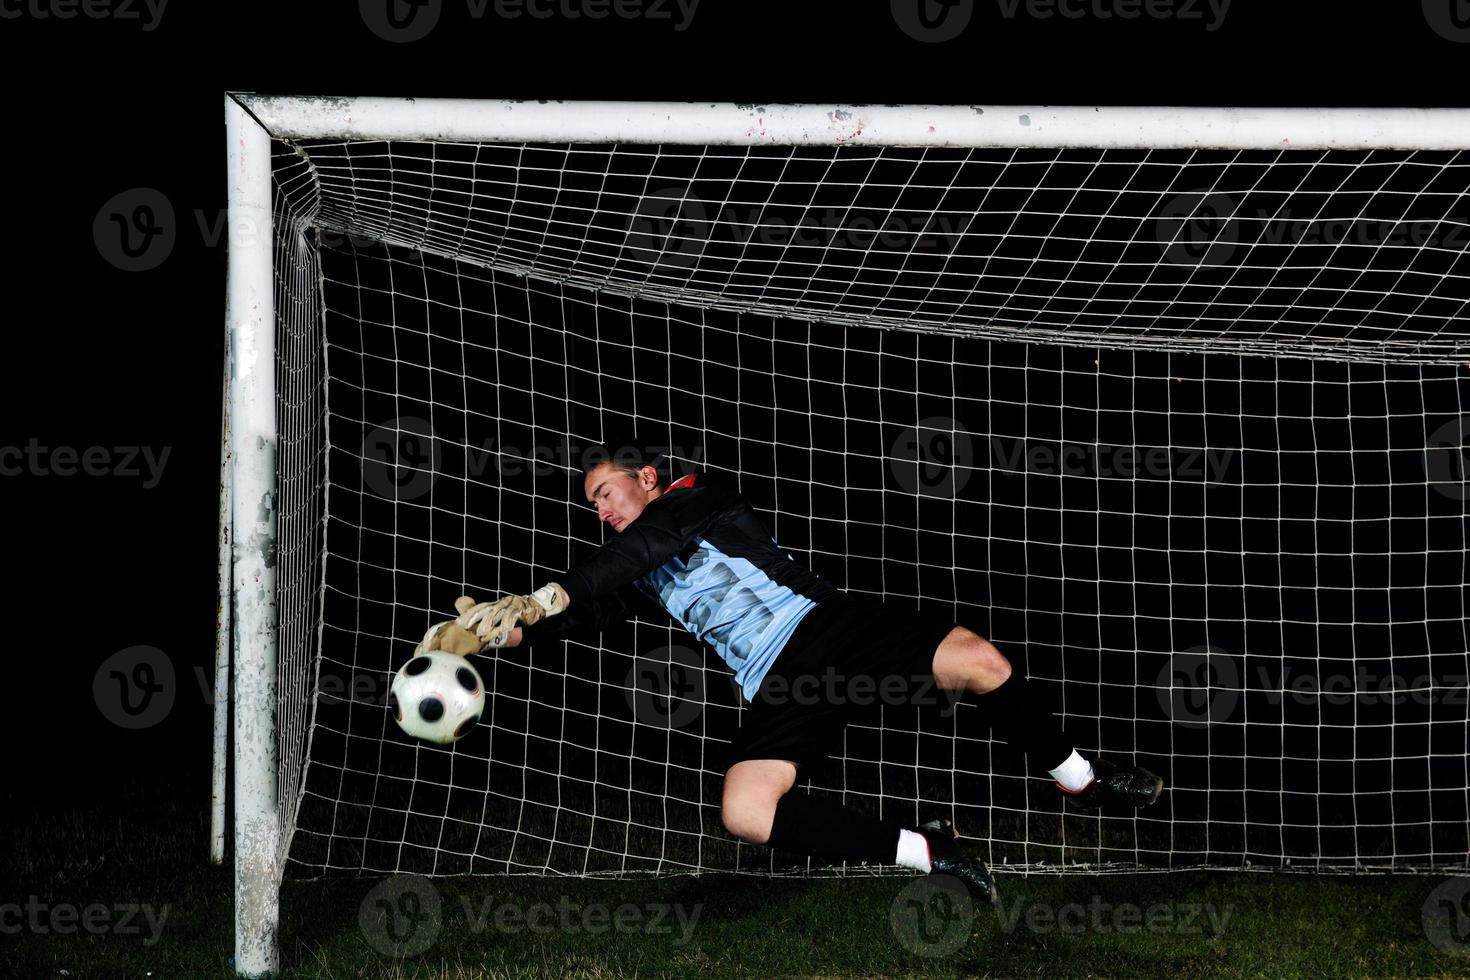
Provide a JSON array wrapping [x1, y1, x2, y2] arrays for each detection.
[[220, 95, 1470, 977], [224, 94, 281, 978]]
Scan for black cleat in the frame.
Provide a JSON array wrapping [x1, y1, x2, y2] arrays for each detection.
[[915, 819, 1000, 909], [1061, 757, 1164, 811]]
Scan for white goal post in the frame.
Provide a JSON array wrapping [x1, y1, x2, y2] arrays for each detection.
[[221, 95, 1470, 978]]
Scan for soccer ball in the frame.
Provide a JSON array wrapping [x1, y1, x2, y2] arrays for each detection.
[[388, 651, 486, 744]]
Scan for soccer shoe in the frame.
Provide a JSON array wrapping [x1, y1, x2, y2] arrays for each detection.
[[915, 819, 1000, 909], [1060, 757, 1164, 811]]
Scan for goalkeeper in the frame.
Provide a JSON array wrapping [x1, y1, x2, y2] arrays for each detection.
[[418, 444, 1163, 907]]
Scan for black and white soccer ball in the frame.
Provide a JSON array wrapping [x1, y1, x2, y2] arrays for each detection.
[[388, 651, 485, 745]]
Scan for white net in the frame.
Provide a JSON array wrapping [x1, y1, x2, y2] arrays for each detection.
[[259, 135, 1470, 880]]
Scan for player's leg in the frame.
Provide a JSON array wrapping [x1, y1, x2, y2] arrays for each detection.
[[720, 758, 799, 845], [930, 626, 1163, 809], [721, 757, 998, 906]]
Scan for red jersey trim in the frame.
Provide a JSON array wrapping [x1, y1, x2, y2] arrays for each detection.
[[666, 472, 698, 492]]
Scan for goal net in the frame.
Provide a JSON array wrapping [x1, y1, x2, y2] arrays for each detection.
[[223, 96, 1470, 971]]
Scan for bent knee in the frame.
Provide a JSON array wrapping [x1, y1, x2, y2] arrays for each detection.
[[983, 643, 1013, 685], [721, 799, 777, 844]]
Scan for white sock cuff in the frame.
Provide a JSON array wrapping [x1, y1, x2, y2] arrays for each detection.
[[895, 828, 932, 872], [1050, 749, 1094, 792]]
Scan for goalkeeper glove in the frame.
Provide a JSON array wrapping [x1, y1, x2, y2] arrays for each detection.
[[414, 595, 485, 656], [456, 583, 570, 650]]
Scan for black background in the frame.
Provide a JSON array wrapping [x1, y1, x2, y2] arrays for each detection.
[[2, 0, 1466, 833]]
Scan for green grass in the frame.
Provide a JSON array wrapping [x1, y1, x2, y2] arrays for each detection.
[[7, 780, 1470, 978]]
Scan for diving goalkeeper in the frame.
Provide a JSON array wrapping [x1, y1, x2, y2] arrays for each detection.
[[417, 445, 1163, 907]]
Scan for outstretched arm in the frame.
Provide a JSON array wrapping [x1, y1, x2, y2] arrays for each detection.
[[511, 586, 664, 648], [455, 473, 738, 650], [558, 473, 738, 604]]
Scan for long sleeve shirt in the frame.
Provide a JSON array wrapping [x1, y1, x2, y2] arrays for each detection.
[[519, 470, 842, 701]]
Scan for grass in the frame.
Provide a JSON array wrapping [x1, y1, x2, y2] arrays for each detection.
[[6, 778, 1470, 978]]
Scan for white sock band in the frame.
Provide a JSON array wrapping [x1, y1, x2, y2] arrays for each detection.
[[1050, 749, 1094, 792], [895, 828, 932, 872]]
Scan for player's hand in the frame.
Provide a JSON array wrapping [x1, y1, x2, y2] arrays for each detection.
[[414, 595, 486, 656], [456, 583, 569, 648]]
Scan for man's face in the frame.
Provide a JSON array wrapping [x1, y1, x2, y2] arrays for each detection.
[[583, 461, 661, 533]]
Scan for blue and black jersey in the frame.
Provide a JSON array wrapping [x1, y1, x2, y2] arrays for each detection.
[[518, 470, 842, 701]]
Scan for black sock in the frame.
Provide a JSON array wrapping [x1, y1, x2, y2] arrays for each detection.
[[975, 672, 1075, 773], [765, 793, 905, 864]]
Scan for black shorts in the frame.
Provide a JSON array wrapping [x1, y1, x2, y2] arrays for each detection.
[[720, 596, 962, 776]]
